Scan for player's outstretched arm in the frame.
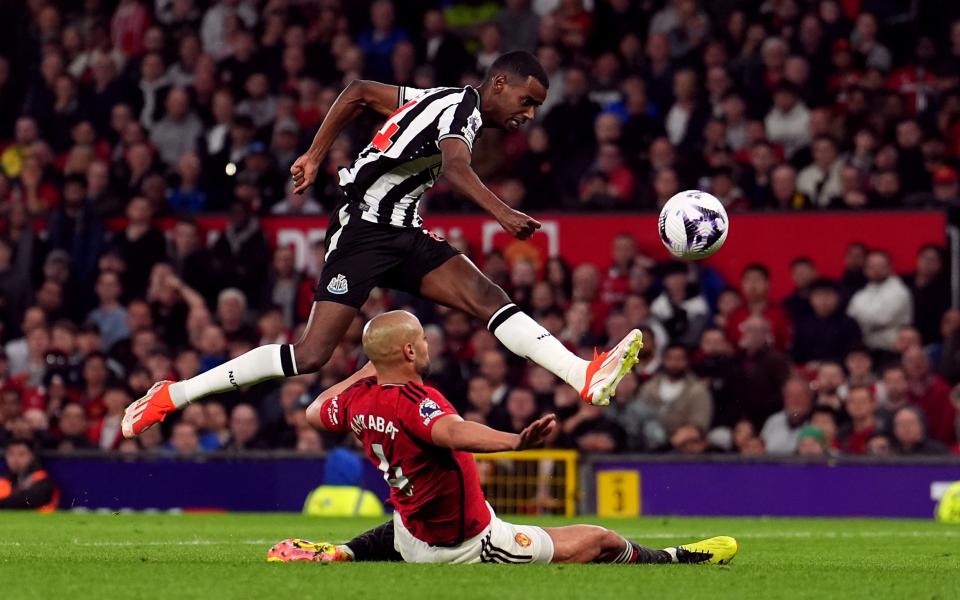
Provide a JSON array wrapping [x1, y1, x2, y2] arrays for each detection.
[[430, 413, 556, 453], [291, 80, 400, 194], [305, 362, 377, 431], [439, 138, 541, 240]]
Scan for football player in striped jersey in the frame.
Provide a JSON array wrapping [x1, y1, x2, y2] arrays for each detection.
[[123, 52, 641, 442]]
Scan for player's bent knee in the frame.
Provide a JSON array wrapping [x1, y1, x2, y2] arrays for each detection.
[[578, 525, 615, 545], [547, 525, 614, 563], [599, 529, 625, 550]]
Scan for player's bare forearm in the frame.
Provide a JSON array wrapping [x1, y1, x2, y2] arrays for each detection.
[[305, 362, 377, 430], [304, 81, 397, 160], [439, 139, 510, 217], [431, 414, 556, 452], [292, 80, 400, 194], [430, 415, 520, 453], [439, 139, 541, 239]]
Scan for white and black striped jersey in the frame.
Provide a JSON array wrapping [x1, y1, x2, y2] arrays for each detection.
[[338, 85, 483, 228]]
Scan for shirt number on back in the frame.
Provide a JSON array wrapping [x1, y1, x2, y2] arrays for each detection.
[[371, 442, 413, 496], [370, 99, 417, 152]]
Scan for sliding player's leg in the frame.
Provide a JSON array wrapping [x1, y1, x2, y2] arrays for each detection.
[[339, 520, 403, 561], [544, 525, 739, 565], [417, 254, 642, 405], [267, 521, 402, 563], [544, 525, 669, 564]]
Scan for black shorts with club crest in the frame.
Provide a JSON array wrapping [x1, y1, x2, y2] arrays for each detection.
[[314, 200, 461, 309]]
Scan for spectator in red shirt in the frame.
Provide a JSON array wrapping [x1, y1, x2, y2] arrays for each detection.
[[600, 233, 637, 307], [709, 166, 749, 211], [571, 263, 609, 335], [839, 385, 879, 454], [78, 352, 110, 420], [827, 39, 862, 97], [554, 0, 593, 42], [111, 0, 151, 58], [902, 346, 957, 445], [725, 264, 792, 351], [885, 37, 938, 117], [88, 385, 130, 450], [590, 143, 636, 203]]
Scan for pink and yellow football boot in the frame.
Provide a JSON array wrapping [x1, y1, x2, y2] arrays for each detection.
[[266, 539, 353, 564]]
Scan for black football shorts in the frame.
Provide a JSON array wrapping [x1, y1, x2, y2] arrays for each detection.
[[314, 202, 461, 308]]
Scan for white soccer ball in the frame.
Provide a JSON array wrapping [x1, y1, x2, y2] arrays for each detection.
[[658, 190, 729, 260]]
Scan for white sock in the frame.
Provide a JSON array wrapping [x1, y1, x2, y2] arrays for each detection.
[[169, 344, 298, 407], [664, 547, 678, 563], [488, 304, 588, 390]]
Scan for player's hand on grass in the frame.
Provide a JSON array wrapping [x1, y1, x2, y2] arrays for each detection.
[[516, 413, 557, 451], [291, 154, 321, 194], [497, 208, 541, 240]]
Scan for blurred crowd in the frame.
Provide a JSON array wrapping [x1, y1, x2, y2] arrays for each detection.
[[0, 0, 960, 215], [0, 217, 958, 458], [0, 0, 959, 463]]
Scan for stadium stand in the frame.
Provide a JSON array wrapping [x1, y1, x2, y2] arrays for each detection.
[[0, 0, 958, 477]]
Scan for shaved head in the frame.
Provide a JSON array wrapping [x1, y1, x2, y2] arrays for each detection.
[[362, 310, 431, 378]]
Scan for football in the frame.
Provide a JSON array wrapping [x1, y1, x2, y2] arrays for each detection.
[[658, 190, 730, 260]]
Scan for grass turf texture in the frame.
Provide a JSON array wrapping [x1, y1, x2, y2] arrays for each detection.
[[2, 513, 959, 599]]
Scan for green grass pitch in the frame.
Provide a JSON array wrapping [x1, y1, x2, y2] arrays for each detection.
[[2, 513, 959, 599]]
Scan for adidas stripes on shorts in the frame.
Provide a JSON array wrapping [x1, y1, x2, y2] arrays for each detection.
[[392, 502, 555, 564]]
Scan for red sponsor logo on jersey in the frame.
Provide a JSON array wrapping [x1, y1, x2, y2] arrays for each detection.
[[515, 533, 532, 548]]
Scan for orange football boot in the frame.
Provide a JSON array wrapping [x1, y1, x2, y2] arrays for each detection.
[[121, 380, 177, 438], [579, 329, 643, 406]]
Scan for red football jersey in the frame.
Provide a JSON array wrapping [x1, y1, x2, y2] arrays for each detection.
[[319, 377, 490, 546]]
